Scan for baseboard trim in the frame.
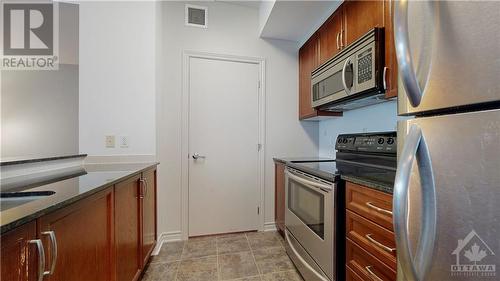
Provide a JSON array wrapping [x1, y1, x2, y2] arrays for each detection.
[[151, 231, 183, 256], [264, 222, 277, 232]]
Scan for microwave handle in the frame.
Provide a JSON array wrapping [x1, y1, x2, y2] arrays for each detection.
[[342, 57, 352, 95]]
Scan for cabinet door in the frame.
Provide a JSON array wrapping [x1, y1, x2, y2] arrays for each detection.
[[344, 0, 384, 46], [274, 162, 286, 235], [38, 188, 114, 281], [319, 9, 343, 65], [141, 169, 157, 266], [115, 175, 142, 281], [299, 34, 319, 119], [1, 222, 37, 281]]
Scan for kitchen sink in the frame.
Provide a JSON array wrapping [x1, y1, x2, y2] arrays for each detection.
[[0, 191, 56, 211]]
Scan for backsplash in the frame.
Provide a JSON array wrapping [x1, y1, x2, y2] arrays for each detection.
[[319, 100, 398, 158]]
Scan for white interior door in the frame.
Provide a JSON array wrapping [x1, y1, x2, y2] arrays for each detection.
[[188, 56, 260, 237]]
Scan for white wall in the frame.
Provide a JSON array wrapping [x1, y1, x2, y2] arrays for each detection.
[[79, 1, 157, 156], [158, 1, 319, 236], [319, 101, 398, 158]]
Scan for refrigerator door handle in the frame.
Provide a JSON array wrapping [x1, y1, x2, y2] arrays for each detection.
[[394, 124, 437, 281], [394, 0, 425, 107]]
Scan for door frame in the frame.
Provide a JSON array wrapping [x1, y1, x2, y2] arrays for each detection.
[[181, 51, 266, 240]]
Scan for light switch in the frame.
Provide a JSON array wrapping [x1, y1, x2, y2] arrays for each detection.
[[105, 135, 115, 148]]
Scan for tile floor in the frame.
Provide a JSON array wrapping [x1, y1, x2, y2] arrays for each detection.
[[142, 231, 304, 281]]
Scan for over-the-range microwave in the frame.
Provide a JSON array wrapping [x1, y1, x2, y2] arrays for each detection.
[[311, 28, 387, 112]]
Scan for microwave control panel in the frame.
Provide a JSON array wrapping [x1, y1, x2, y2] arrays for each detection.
[[357, 48, 373, 84]]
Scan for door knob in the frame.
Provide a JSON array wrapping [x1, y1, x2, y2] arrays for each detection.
[[192, 153, 206, 160]]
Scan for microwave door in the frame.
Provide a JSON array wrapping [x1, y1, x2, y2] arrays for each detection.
[[395, 1, 500, 116], [394, 109, 500, 281]]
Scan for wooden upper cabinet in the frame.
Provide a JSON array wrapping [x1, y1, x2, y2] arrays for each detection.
[[319, 9, 344, 65], [37, 188, 115, 281], [141, 168, 157, 267], [1, 222, 37, 281]]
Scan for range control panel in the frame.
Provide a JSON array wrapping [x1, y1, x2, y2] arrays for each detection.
[[335, 132, 397, 154]]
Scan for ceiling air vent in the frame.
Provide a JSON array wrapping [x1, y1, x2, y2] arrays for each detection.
[[185, 4, 208, 28]]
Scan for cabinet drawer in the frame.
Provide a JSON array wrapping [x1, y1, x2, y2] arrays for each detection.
[[346, 182, 393, 231], [346, 265, 364, 281], [347, 210, 396, 269], [346, 238, 396, 281]]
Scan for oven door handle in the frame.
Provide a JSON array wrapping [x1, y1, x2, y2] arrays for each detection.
[[285, 170, 332, 191], [285, 230, 330, 281]]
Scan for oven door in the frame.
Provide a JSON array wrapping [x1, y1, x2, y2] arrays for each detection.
[[285, 168, 334, 280]]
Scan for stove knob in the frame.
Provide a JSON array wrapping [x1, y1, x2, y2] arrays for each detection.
[[338, 138, 343, 144], [387, 138, 395, 145], [378, 138, 385, 144], [343, 139, 348, 143]]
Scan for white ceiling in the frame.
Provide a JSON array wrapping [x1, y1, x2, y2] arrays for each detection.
[[259, 0, 343, 45], [216, 0, 263, 9]]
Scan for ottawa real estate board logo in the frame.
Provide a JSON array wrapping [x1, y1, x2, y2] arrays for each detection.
[[1, 2, 59, 70], [451, 230, 496, 278]]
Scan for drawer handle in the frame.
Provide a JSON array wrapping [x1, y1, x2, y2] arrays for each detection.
[[366, 202, 393, 216], [365, 266, 384, 281], [29, 239, 46, 281], [365, 234, 396, 253]]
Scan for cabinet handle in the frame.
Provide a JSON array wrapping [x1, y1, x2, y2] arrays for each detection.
[[143, 178, 148, 196], [365, 266, 384, 281], [42, 231, 57, 275], [29, 239, 46, 281], [336, 32, 340, 50], [365, 233, 396, 253], [139, 178, 146, 199], [366, 202, 393, 216], [383, 66, 388, 91], [340, 30, 344, 48]]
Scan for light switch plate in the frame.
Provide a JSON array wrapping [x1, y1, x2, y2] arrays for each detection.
[[105, 135, 115, 148]]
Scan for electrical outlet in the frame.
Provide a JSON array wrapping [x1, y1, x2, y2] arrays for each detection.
[[105, 135, 115, 148], [119, 136, 129, 148]]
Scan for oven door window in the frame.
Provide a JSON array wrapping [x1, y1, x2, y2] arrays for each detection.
[[288, 180, 325, 239]]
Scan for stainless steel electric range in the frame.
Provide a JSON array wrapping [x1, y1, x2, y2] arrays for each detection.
[[284, 132, 397, 281]]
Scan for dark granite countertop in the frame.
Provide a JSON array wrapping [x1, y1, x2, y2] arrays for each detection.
[[341, 175, 394, 194], [1, 162, 158, 234], [0, 154, 87, 166], [273, 157, 334, 164]]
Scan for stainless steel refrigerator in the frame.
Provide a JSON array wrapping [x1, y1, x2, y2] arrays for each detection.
[[393, 1, 500, 281]]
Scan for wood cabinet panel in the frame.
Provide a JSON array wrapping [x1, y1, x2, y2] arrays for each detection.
[[346, 210, 396, 269], [344, 0, 384, 46], [141, 168, 157, 266], [319, 9, 343, 65], [274, 162, 286, 236], [346, 238, 396, 281], [1, 222, 37, 281], [346, 182, 393, 231], [115, 175, 142, 281], [346, 265, 364, 281], [38, 188, 114, 281]]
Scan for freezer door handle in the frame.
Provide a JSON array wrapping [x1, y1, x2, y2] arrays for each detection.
[[394, 124, 437, 281], [394, 0, 426, 107]]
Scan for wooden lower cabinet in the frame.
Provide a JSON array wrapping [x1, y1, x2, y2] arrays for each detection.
[[1, 166, 158, 281], [141, 169, 157, 266], [115, 174, 142, 281], [1, 221, 37, 281], [345, 181, 396, 281], [274, 162, 286, 236]]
